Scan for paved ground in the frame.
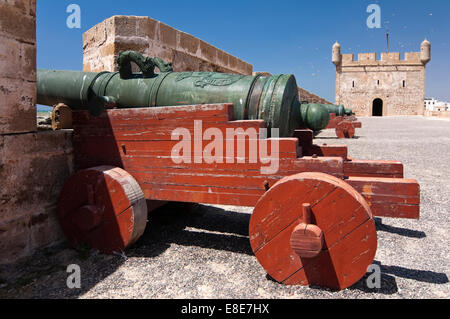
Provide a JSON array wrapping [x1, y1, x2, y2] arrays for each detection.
[[0, 116, 449, 299]]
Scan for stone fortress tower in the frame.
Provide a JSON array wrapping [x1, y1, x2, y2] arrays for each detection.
[[333, 40, 431, 116]]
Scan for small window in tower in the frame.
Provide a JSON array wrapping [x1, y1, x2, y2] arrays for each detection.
[[403, 80, 406, 88], [352, 81, 355, 88], [377, 80, 380, 85]]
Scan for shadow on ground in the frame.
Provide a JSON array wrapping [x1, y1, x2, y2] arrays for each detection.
[[349, 260, 448, 295], [0, 204, 447, 298], [0, 203, 252, 298], [375, 218, 427, 239], [129, 203, 253, 259]]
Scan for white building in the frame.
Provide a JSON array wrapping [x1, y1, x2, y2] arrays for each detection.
[[424, 98, 449, 112]]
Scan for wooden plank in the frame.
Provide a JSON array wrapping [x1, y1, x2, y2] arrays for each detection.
[[326, 114, 344, 129], [308, 145, 349, 159], [336, 121, 356, 139], [74, 121, 268, 141], [73, 103, 235, 126], [347, 177, 420, 219], [143, 187, 262, 207], [293, 129, 349, 159], [353, 122, 362, 129], [344, 160, 404, 178], [72, 105, 418, 220], [74, 153, 345, 179]]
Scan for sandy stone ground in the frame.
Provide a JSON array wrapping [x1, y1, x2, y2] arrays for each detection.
[[0, 116, 449, 299]]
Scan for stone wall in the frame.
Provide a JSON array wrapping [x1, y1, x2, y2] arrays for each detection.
[[84, 16, 332, 109], [0, 131, 74, 263], [0, 0, 74, 264], [83, 16, 253, 75], [424, 110, 450, 118], [334, 49, 428, 117], [298, 87, 332, 104], [253, 72, 331, 105], [0, 0, 37, 134]]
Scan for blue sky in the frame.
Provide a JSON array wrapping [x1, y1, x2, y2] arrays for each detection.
[[37, 0, 450, 108]]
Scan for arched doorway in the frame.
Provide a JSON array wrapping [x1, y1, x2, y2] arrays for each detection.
[[372, 98, 383, 116]]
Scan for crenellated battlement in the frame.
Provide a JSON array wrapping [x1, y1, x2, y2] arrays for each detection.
[[333, 40, 430, 117], [340, 51, 423, 66]]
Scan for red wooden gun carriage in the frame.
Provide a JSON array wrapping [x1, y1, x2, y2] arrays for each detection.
[[57, 103, 420, 291], [326, 113, 363, 139]]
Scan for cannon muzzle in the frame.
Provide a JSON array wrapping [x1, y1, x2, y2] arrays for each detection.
[[324, 104, 354, 116]]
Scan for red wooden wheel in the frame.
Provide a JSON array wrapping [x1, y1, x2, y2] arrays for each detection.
[[249, 172, 377, 290], [336, 121, 356, 139], [57, 166, 148, 254]]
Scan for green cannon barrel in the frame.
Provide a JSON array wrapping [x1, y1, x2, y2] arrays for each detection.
[[37, 52, 331, 137], [300, 101, 354, 118], [324, 104, 354, 117], [298, 103, 331, 132]]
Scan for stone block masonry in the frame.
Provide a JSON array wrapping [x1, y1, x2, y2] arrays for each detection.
[[83, 15, 253, 75], [298, 87, 332, 105], [332, 41, 431, 117], [0, 0, 37, 135], [253, 72, 332, 105], [84, 15, 332, 109], [0, 0, 74, 264], [0, 131, 74, 263]]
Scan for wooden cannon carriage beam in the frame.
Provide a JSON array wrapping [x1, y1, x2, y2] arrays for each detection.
[[58, 103, 420, 290], [326, 113, 363, 139]]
